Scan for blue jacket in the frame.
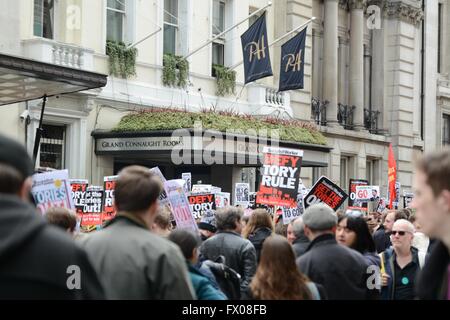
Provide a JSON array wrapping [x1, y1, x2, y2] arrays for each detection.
[[380, 246, 426, 300], [188, 263, 227, 300]]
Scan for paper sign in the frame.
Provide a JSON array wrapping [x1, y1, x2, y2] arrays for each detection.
[[303, 176, 348, 210], [188, 193, 216, 219], [235, 183, 250, 206], [165, 179, 198, 232], [103, 175, 118, 222]]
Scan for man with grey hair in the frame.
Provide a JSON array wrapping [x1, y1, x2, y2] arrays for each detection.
[[296, 203, 377, 300], [199, 206, 257, 298], [291, 217, 310, 258], [379, 219, 427, 300]]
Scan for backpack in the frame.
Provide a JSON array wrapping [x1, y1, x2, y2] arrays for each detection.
[[202, 256, 242, 300]]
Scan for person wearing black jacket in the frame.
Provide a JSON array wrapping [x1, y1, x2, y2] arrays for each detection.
[[242, 209, 274, 263], [296, 203, 379, 300], [0, 134, 104, 299], [411, 149, 450, 299]]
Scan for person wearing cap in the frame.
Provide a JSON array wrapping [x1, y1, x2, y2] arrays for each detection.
[[296, 203, 378, 300], [198, 209, 217, 241], [0, 134, 104, 299]]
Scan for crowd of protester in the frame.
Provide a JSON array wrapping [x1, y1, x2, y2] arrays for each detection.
[[0, 133, 449, 300]]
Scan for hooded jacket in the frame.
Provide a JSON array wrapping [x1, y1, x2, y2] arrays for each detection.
[[248, 227, 272, 263], [0, 194, 104, 299]]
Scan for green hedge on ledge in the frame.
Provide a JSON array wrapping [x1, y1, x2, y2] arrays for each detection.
[[113, 110, 327, 145]]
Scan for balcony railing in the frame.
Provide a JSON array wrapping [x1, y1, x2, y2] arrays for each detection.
[[311, 97, 328, 125], [265, 88, 285, 106], [22, 38, 94, 71], [364, 108, 381, 133], [337, 103, 356, 130]]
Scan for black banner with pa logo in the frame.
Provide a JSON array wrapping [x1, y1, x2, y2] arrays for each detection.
[[241, 12, 273, 84], [279, 27, 307, 92]]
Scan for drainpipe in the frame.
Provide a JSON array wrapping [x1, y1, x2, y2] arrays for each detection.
[[420, 0, 425, 140]]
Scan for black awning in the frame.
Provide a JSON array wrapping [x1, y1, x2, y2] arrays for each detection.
[[0, 53, 107, 106]]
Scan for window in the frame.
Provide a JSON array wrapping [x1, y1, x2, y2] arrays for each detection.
[[443, 114, 450, 145], [164, 0, 178, 55], [34, 0, 54, 39], [366, 159, 380, 186], [38, 124, 66, 170], [312, 167, 321, 185], [107, 0, 126, 42], [340, 157, 349, 189], [212, 0, 225, 75]]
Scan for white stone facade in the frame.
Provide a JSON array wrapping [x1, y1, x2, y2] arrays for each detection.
[[0, 0, 448, 205]]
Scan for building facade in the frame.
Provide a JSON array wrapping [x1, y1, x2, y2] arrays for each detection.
[[0, 0, 449, 205]]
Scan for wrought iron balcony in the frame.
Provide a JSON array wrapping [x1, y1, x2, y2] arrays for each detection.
[[364, 108, 381, 133], [311, 97, 328, 126], [337, 103, 356, 130]]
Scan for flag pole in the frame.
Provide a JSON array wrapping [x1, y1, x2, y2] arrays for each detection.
[[228, 16, 316, 70], [127, 27, 162, 49], [182, 1, 273, 60]]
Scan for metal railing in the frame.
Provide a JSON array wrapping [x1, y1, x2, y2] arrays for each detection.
[[364, 108, 381, 133], [311, 97, 328, 125], [338, 103, 356, 130]]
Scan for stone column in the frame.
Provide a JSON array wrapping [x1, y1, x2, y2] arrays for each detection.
[[323, 0, 339, 125], [349, 0, 366, 129]]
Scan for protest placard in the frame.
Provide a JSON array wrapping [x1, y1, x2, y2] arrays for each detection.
[[256, 147, 303, 208], [303, 176, 348, 210], [181, 173, 192, 193], [348, 179, 369, 208], [188, 193, 216, 219], [282, 206, 303, 225], [403, 191, 414, 208], [235, 183, 250, 206], [192, 184, 213, 194], [150, 167, 170, 206], [103, 175, 118, 222], [31, 169, 74, 215], [70, 179, 88, 219], [376, 197, 387, 213], [82, 186, 103, 226], [215, 192, 230, 208], [164, 180, 198, 232], [355, 185, 380, 202]]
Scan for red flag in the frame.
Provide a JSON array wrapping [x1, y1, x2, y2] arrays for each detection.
[[388, 144, 397, 209]]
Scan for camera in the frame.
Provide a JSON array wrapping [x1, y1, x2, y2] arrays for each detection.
[[20, 110, 31, 124]]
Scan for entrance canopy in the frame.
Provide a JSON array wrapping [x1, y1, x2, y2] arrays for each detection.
[[0, 53, 107, 106], [93, 129, 332, 167]]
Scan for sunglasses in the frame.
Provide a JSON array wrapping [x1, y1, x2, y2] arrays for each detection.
[[391, 230, 410, 236]]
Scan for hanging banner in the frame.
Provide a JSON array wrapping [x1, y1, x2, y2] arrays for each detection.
[[181, 172, 192, 193], [241, 11, 273, 83], [355, 185, 380, 202], [279, 27, 307, 91], [303, 176, 348, 211], [70, 179, 88, 216], [348, 179, 369, 209], [215, 192, 231, 208], [103, 175, 118, 222], [388, 144, 397, 209], [31, 169, 74, 215], [188, 193, 217, 219], [235, 183, 250, 206], [164, 180, 198, 232], [82, 186, 104, 226], [150, 167, 170, 206], [256, 146, 303, 208]]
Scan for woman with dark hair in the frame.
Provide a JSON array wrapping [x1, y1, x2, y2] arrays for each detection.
[[244, 235, 322, 300], [336, 214, 381, 267], [242, 209, 274, 262]]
